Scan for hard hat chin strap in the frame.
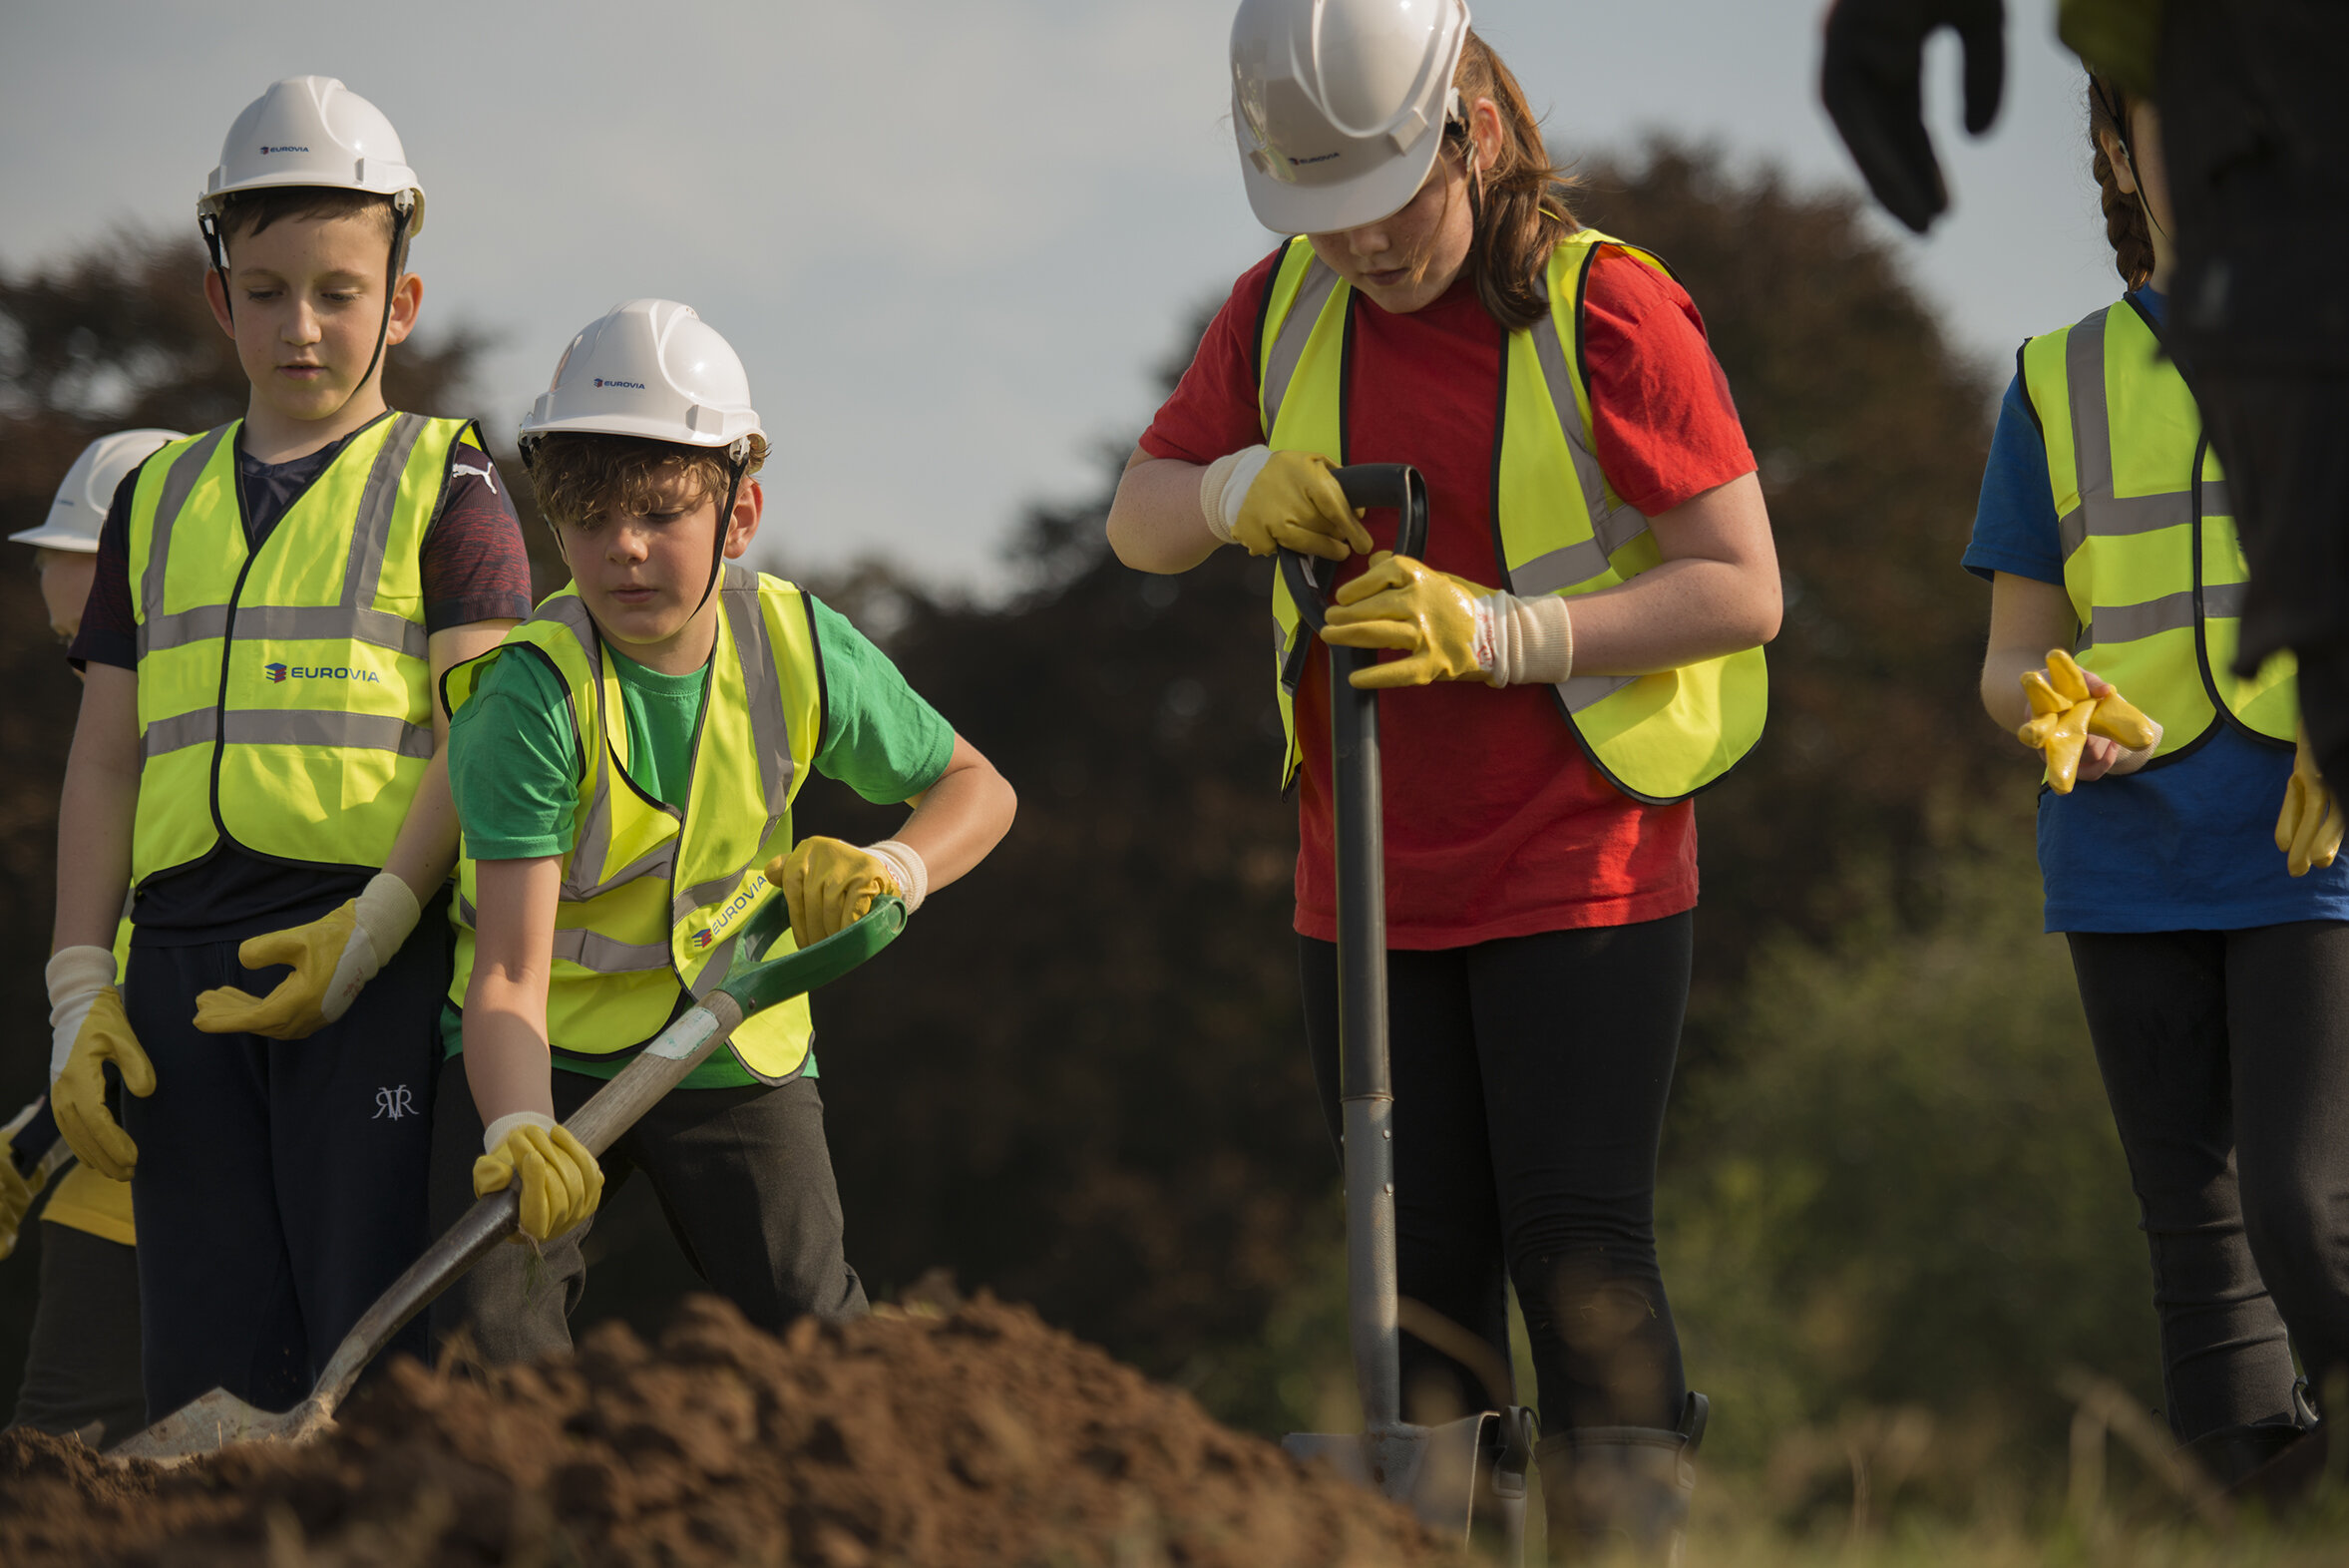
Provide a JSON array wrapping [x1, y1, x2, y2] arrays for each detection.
[[343, 196, 415, 418], [199, 212, 232, 325], [689, 441, 753, 620]]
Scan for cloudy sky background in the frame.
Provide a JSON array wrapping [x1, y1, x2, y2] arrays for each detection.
[[3, 1, 2115, 593]]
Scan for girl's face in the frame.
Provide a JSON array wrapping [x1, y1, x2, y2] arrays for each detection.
[[1305, 96, 1504, 316]]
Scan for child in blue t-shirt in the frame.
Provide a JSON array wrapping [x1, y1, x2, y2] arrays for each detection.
[[1966, 74, 2349, 1483]]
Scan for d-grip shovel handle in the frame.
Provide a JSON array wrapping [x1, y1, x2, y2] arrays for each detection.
[[1277, 463, 1429, 635], [295, 895, 906, 1421]]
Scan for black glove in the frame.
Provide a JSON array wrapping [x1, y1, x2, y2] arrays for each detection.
[[1821, 0, 2007, 233]]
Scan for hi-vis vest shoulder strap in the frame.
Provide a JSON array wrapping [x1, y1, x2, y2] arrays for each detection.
[[445, 567, 826, 1082], [127, 412, 471, 886], [1256, 231, 1767, 804], [2021, 298, 2295, 765]]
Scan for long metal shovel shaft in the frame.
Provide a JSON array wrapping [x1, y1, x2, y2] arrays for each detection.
[[108, 992, 747, 1463], [1333, 637, 1400, 1433], [110, 896, 906, 1463]]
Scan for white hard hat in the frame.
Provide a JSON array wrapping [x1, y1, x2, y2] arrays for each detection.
[[198, 76, 425, 237], [1230, 0, 1472, 234], [521, 300, 764, 454], [10, 429, 187, 554]]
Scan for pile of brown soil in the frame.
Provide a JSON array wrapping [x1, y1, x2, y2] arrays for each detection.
[[0, 1294, 1458, 1567]]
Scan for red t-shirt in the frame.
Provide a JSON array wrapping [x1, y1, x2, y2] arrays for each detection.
[[1141, 243, 1756, 947]]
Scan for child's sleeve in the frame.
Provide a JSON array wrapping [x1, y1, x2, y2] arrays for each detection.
[[806, 597, 957, 805], [1962, 368, 2067, 587], [447, 650, 585, 860]]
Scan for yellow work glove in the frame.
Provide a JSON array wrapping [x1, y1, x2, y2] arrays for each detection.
[[194, 872, 421, 1039], [51, 987, 155, 1183], [769, 837, 909, 950], [473, 1115, 603, 1244], [0, 1102, 46, 1263], [2016, 648, 2160, 793], [1322, 552, 1490, 689], [2276, 728, 2344, 878], [1200, 446, 1373, 562]]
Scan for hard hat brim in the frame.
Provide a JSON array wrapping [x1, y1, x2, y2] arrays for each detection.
[[1236, 110, 1447, 236], [198, 173, 426, 239], [8, 523, 101, 552], [518, 410, 766, 450]]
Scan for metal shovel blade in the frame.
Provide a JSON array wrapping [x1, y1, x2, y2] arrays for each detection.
[[110, 1390, 333, 1463], [1285, 1414, 1495, 1541]]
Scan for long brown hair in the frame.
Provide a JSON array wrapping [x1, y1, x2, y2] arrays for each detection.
[[2088, 74, 2155, 290], [1452, 30, 1581, 331]]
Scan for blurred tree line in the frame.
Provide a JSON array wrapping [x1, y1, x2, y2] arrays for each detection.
[[0, 150, 2158, 1520]]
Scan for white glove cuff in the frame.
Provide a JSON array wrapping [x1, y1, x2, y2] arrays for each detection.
[[864, 840, 930, 915], [1198, 445, 1271, 546], [354, 872, 422, 954], [1476, 592, 1575, 687], [482, 1110, 558, 1156], [46, 946, 117, 1085]]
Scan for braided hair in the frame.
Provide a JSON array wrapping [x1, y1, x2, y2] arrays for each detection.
[[2088, 73, 2156, 290]]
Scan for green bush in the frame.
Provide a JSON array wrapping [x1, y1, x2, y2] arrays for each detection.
[[1663, 807, 2158, 1516]]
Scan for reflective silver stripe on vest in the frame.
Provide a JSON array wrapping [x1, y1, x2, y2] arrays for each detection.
[[1557, 672, 1639, 713], [532, 593, 633, 903], [141, 707, 429, 760], [2060, 490, 2191, 560], [146, 603, 430, 658], [667, 568, 797, 932], [140, 708, 218, 758], [2080, 581, 2249, 650], [136, 416, 431, 656], [1512, 302, 1654, 596], [724, 567, 794, 840], [549, 928, 672, 973], [1261, 255, 1341, 437], [136, 425, 233, 659]]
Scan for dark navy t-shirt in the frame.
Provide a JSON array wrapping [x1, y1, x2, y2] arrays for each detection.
[[1963, 288, 2349, 933]]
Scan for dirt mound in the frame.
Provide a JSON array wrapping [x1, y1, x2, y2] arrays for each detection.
[[0, 1294, 1456, 1567]]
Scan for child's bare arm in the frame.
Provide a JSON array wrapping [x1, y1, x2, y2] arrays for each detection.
[[891, 734, 1016, 894], [54, 665, 140, 955], [382, 622, 519, 903], [462, 853, 563, 1129]]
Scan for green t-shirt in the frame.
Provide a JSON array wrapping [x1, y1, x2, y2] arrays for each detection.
[[443, 595, 955, 1086]]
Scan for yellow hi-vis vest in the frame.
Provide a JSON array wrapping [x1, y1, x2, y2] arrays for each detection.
[[444, 567, 826, 1082], [2021, 299, 2297, 762], [127, 413, 471, 886], [1258, 231, 1767, 803]]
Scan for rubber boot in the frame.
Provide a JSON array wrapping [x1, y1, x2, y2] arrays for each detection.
[[2179, 1376, 2319, 1488], [1536, 1391, 1707, 1566]]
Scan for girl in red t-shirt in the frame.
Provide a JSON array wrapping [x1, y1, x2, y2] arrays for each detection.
[[1107, 4, 1777, 1548]]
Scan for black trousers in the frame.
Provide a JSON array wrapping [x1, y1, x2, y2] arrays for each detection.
[[118, 922, 445, 1420], [6, 1222, 144, 1447], [2068, 923, 2349, 1439], [426, 1052, 868, 1365], [1299, 913, 1692, 1434]]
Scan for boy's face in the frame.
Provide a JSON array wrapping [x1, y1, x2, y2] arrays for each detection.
[[34, 547, 95, 668], [203, 211, 421, 425], [560, 464, 762, 661]]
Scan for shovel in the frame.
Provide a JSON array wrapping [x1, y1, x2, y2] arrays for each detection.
[[1277, 466, 1537, 1560], [110, 892, 905, 1463]]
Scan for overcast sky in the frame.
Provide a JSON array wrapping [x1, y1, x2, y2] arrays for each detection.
[[2, 1, 2114, 593]]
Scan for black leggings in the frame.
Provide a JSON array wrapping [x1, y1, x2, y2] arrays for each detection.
[[2069, 923, 2349, 1440], [1299, 913, 1691, 1433]]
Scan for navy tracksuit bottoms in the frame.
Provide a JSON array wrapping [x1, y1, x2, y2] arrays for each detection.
[[119, 917, 447, 1421]]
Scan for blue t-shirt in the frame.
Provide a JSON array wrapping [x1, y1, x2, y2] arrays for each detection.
[[1963, 287, 2349, 933]]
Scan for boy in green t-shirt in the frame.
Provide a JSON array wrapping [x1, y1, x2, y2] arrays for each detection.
[[429, 300, 1014, 1359]]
